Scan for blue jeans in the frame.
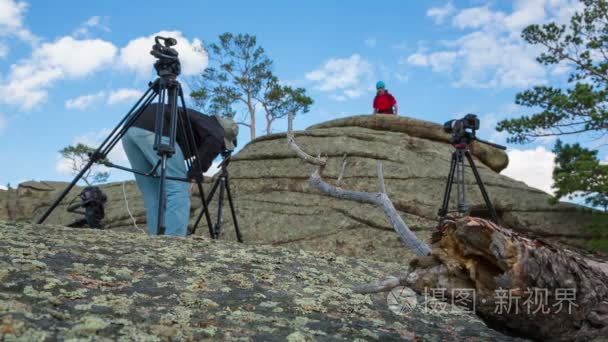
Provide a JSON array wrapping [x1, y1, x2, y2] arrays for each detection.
[[122, 127, 191, 236]]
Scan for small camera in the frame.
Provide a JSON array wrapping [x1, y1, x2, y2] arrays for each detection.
[[67, 186, 107, 229]]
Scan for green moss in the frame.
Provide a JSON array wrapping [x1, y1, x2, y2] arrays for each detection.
[[588, 238, 608, 253], [586, 213, 608, 253]]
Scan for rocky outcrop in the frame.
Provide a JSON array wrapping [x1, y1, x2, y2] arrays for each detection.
[[0, 221, 525, 341], [0, 115, 600, 263], [226, 115, 598, 260]]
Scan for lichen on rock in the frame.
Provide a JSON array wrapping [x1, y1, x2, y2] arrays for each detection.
[[0, 221, 525, 340]]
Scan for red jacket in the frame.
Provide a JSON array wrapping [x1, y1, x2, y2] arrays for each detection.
[[373, 92, 396, 114]]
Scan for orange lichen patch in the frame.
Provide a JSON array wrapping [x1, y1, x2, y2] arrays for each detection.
[[67, 274, 129, 290]]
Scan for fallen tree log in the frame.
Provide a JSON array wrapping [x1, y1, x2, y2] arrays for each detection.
[[404, 217, 608, 341]]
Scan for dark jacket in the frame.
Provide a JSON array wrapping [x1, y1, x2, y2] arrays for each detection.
[[132, 103, 224, 175]]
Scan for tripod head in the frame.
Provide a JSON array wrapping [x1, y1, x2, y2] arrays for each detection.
[[151, 36, 181, 78]]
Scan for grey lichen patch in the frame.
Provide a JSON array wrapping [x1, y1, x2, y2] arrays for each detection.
[[66, 315, 110, 338], [0, 221, 526, 341]]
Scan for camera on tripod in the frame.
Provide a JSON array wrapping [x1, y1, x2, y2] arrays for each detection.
[[66, 186, 108, 229], [443, 113, 480, 145], [151, 36, 180, 77], [438, 113, 505, 224], [38, 35, 243, 242]]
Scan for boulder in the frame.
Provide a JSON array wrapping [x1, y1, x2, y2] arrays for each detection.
[[225, 115, 598, 261], [0, 115, 600, 263]]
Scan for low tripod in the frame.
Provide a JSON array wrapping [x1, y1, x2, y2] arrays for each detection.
[[192, 150, 243, 242], [437, 142, 500, 223], [36, 36, 214, 237]]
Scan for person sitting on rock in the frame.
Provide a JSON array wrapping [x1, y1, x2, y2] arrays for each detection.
[[372, 81, 398, 115]]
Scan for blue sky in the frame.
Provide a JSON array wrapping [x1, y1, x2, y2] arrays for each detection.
[[0, 0, 599, 196]]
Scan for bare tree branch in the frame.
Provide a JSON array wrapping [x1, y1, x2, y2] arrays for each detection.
[[286, 112, 431, 256], [352, 272, 410, 294], [286, 113, 326, 166], [337, 154, 348, 186], [377, 162, 386, 194]]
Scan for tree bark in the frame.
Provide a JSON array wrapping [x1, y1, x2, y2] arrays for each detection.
[[247, 96, 256, 140], [405, 216, 608, 341]]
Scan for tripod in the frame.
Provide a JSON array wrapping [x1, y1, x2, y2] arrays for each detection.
[[437, 143, 500, 223], [192, 150, 243, 242], [36, 36, 215, 237]]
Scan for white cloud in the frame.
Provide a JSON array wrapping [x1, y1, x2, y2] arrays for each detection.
[[502, 146, 556, 194], [73, 16, 110, 37], [75, 129, 128, 166], [0, 36, 117, 110], [406, 53, 428, 66], [305, 54, 373, 100], [65, 91, 105, 110], [64, 88, 143, 110], [410, 0, 581, 88], [452, 6, 501, 29], [427, 2, 455, 24], [0, 0, 36, 44], [364, 38, 376, 48], [107, 88, 142, 105], [118, 30, 208, 78]]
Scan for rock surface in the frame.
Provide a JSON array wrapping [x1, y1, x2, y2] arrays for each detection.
[[0, 221, 525, 341], [226, 115, 597, 260], [0, 115, 599, 263]]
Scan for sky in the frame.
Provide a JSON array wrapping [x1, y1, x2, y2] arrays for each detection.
[[0, 0, 601, 198]]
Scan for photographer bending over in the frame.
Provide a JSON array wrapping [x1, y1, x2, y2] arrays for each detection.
[[122, 104, 234, 237]]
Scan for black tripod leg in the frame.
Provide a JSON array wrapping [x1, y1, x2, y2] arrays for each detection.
[[156, 155, 168, 235], [191, 181, 214, 239], [154, 82, 180, 236], [205, 177, 221, 204], [194, 177, 221, 238], [214, 178, 226, 239], [464, 151, 499, 223], [438, 152, 458, 218], [37, 160, 96, 224], [36, 86, 158, 224], [224, 176, 243, 243]]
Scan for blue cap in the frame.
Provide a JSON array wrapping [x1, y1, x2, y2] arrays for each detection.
[[376, 81, 386, 89]]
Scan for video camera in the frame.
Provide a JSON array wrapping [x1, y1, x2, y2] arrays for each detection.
[[444, 114, 479, 144], [443, 113, 506, 150], [151, 36, 181, 77]]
